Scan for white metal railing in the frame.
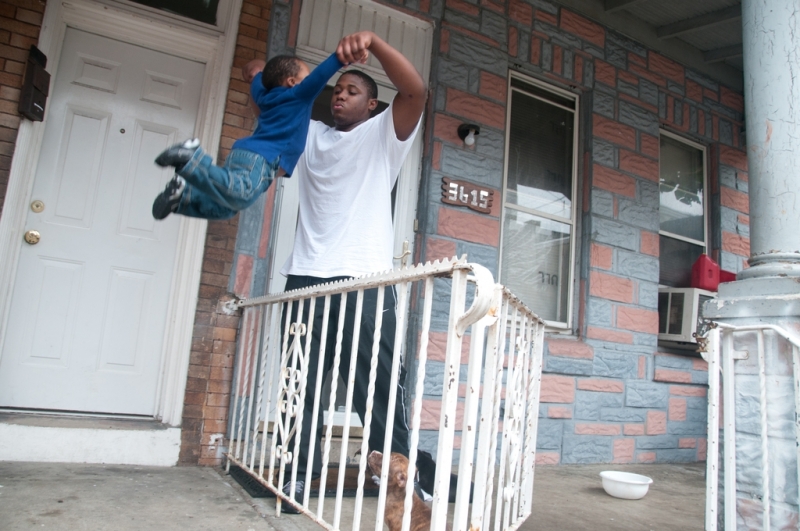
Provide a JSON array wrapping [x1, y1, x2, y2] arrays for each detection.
[[224, 256, 545, 531], [699, 322, 800, 531]]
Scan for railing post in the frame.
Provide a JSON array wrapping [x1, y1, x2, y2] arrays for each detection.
[[520, 316, 544, 517], [430, 266, 469, 531], [469, 285, 504, 531], [703, 327, 720, 531], [721, 329, 737, 528]]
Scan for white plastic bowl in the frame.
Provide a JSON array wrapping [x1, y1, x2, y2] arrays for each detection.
[[599, 471, 653, 500]]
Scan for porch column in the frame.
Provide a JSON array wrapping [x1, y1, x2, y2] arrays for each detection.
[[702, 1, 800, 529], [738, 0, 800, 280]]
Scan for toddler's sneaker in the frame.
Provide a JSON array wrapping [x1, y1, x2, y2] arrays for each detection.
[[155, 138, 200, 168], [152, 175, 185, 220]]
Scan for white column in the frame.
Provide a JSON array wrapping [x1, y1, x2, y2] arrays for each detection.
[[739, 0, 800, 279]]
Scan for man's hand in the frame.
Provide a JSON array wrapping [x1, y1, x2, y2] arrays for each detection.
[[337, 31, 426, 141], [336, 31, 372, 65]]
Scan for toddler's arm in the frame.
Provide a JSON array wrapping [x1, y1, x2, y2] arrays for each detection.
[[243, 59, 266, 115], [292, 53, 345, 101]]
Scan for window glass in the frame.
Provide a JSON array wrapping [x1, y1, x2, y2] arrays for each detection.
[[658, 134, 706, 287], [501, 78, 576, 326], [659, 235, 704, 287], [130, 0, 220, 25], [659, 135, 704, 241], [501, 210, 571, 323], [506, 91, 573, 220]]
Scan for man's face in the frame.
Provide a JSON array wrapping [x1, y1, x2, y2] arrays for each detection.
[[331, 73, 377, 131]]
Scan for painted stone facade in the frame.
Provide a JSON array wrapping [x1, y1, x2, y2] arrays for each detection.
[[241, 0, 750, 465], [0, 0, 749, 467]]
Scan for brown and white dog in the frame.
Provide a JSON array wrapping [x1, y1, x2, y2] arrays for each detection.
[[368, 450, 433, 531]]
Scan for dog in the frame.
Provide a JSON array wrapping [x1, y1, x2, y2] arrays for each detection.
[[368, 451, 433, 531], [415, 449, 473, 504]]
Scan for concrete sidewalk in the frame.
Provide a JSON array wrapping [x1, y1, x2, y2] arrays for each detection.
[[0, 461, 705, 530]]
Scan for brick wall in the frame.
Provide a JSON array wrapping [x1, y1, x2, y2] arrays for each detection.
[[0, 0, 45, 217], [178, 0, 271, 466]]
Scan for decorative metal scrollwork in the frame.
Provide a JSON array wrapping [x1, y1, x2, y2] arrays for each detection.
[[275, 321, 307, 464]]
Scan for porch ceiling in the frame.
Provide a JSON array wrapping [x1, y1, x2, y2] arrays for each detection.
[[617, 0, 743, 70], [560, 0, 745, 90]]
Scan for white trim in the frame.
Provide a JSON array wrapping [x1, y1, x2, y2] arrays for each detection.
[[659, 231, 705, 248], [295, 0, 433, 88], [392, 132, 424, 267], [499, 72, 580, 330], [93, 0, 235, 35], [0, 423, 181, 465], [0, 0, 243, 427]]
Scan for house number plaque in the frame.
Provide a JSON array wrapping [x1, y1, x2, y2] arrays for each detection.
[[441, 177, 494, 214]]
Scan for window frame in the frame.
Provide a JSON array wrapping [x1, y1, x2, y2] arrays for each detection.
[[102, 0, 235, 33], [499, 72, 580, 330], [658, 129, 709, 287]]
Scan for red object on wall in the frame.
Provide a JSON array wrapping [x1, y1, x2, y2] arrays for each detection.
[[691, 254, 720, 291], [719, 269, 737, 283]]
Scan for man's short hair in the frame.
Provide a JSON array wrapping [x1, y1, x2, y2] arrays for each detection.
[[341, 69, 378, 100], [262, 55, 302, 91]]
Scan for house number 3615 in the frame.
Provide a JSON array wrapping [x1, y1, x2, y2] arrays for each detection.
[[441, 177, 494, 214]]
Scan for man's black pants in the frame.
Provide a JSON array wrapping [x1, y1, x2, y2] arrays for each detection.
[[282, 274, 411, 479]]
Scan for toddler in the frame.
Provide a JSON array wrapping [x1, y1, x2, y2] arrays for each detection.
[[152, 51, 346, 220]]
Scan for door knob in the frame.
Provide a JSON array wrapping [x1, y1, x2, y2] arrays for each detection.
[[24, 230, 40, 245]]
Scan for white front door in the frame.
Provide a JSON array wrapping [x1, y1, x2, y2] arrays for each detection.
[[0, 28, 205, 416]]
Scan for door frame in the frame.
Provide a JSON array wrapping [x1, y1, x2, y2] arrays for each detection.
[[293, 0, 433, 274], [0, 0, 242, 425]]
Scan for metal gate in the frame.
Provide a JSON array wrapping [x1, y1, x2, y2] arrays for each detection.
[[225, 257, 545, 531]]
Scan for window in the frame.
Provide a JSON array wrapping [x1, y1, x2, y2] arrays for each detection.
[[129, 0, 221, 25], [500, 76, 578, 327], [658, 132, 707, 287]]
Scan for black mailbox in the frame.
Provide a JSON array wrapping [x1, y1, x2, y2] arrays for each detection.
[[18, 45, 50, 122]]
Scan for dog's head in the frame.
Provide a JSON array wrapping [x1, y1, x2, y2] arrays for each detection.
[[368, 451, 412, 489]]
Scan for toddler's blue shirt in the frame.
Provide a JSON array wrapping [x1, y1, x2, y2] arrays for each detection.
[[232, 53, 344, 176]]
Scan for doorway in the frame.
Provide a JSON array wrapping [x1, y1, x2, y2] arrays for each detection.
[[0, 28, 205, 415]]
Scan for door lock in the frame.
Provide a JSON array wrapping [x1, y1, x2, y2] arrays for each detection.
[[30, 200, 44, 213], [24, 230, 40, 245]]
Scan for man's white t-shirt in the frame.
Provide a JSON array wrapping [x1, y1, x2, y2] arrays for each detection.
[[281, 102, 421, 278]]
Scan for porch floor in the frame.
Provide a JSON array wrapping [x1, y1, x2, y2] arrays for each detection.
[[0, 460, 704, 530]]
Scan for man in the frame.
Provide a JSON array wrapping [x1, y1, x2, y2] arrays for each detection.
[[279, 30, 426, 512]]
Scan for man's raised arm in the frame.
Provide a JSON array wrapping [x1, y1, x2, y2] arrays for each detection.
[[336, 31, 427, 141]]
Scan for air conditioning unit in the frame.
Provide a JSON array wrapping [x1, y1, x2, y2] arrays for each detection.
[[657, 287, 716, 348]]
